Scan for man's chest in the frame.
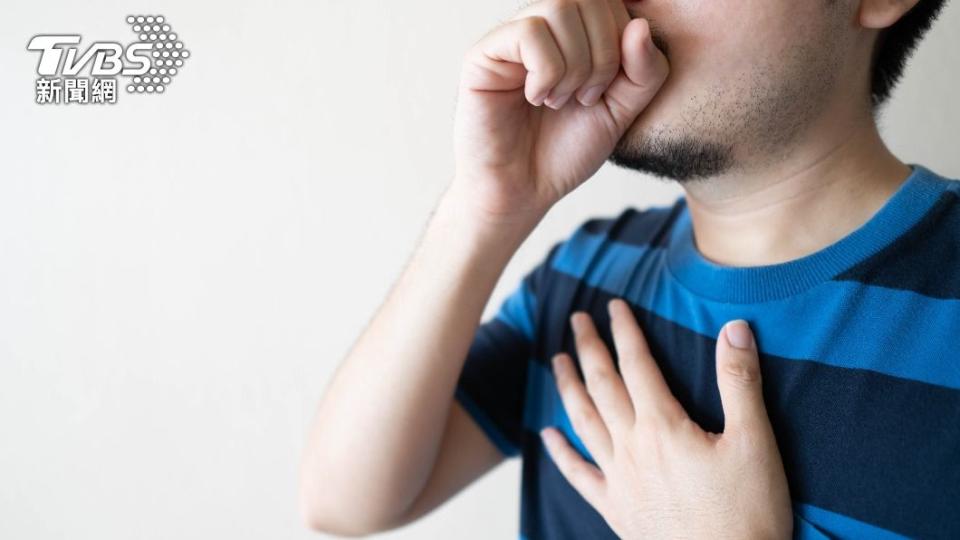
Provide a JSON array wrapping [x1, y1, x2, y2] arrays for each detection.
[[522, 294, 960, 538]]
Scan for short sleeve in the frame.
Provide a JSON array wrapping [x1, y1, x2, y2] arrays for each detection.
[[453, 241, 562, 457]]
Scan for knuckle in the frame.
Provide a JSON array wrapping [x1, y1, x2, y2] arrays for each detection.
[[632, 54, 669, 91], [636, 406, 686, 435], [569, 407, 598, 433], [570, 462, 594, 485], [555, 374, 576, 396], [722, 356, 761, 386], [563, 63, 592, 85], [577, 334, 604, 352], [584, 367, 612, 389], [633, 410, 664, 434], [731, 428, 767, 459], [591, 51, 620, 76], [665, 403, 690, 426], [517, 15, 547, 37], [540, 60, 567, 84], [569, 463, 587, 481], [616, 344, 643, 365], [673, 415, 704, 439], [557, 454, 575, 474]]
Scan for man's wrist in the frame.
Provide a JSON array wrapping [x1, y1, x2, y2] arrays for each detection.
[[432, 179, 546, 258]]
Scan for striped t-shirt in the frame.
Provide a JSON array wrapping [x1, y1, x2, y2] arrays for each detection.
[[454, 163, 960, 539]]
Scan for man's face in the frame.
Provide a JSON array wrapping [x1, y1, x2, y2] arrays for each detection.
[[610, 0, 855, 182]]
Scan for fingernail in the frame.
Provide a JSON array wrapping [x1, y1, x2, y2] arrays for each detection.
[[531, 90, 549, 106], [545, 91, 572, 109], [578, 85, 604, 106], [725, 320, 755, 350]]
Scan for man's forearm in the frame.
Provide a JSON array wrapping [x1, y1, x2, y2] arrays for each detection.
[[298, 181, 540, 533]]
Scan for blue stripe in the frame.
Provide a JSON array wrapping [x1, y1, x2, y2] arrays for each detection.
[[550, 227, 610, 279], [496, 278, 537, 341], [523, 360, 596, 464], [665, 164, 955, 302], [794, 512, 832, 540], [795, 503, 909, 539], [551, 235, 960, 390]]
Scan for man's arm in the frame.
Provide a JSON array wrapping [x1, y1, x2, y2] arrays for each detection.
[[391, 400, 507, 527], [300, 0, 668, 533], [297, 184, 539, 535]]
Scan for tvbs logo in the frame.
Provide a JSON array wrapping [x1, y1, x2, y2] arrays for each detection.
[[28, 35, 152, 77], [27, 15, 190, 104]]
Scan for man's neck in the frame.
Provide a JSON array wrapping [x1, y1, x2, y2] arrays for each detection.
[[680, 115, 911, 268]]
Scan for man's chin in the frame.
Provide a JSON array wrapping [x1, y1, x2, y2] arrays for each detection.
[[607, 130, 733, 183]]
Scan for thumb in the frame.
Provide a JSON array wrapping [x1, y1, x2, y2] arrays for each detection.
[[715, 320, 771, 435], [602, 17, 669, 133]]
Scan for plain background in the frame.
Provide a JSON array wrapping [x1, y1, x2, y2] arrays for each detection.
[[0, 1, 957, 538]]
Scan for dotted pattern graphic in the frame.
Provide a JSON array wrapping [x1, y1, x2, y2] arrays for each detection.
[[124, 15, 189, 94]]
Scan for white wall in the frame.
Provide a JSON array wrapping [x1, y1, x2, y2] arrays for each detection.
[[0, 1, 956, 539]]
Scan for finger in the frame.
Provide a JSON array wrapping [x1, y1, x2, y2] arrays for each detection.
[[570, 311, 635, 431], [537, 0, 593, 109], [573, 0, 620, 106], [715, 320, 773, 436], [468, 15, 567, 106], [601, 17, 669, 133], [540, 426, 606, 509], [606, 298, 687, 424], [552, 352, 613, 463]]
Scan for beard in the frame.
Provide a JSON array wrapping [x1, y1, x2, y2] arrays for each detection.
[[608, 8, 846, 184], [608, 130, 733, 183]]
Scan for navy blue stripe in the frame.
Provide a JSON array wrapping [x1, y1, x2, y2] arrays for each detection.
[[456, 317, 531, 452], [581, 201, 683, 248], [454, 386, 519, 456], [835, 189, 960, 299], [520, 433, 612, 539]]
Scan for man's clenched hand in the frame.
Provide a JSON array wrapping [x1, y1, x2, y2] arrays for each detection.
[[541, 298, 792, 539], [450, 0, 669, 229]]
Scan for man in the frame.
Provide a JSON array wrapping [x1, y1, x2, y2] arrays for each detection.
[[299, 0, 957, 537]]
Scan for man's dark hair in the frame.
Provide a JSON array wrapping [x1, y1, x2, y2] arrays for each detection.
[[871, 0, 948, 108]]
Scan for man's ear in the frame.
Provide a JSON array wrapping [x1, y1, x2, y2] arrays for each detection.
[[858, 0, 922, 29]]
